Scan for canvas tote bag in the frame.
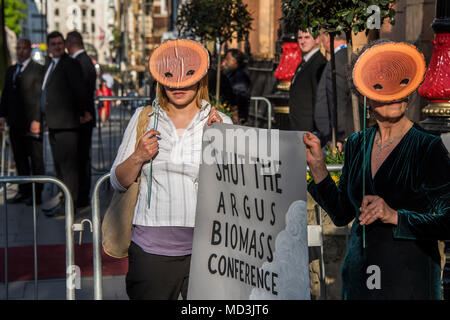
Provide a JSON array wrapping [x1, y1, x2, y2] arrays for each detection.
[[102, 105, 153, 258]]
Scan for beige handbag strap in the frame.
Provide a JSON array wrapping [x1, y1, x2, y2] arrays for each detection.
[[134, 105, 153, 183], [135, 105, 154, 150]]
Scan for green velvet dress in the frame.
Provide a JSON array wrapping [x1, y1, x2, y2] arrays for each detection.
[[308, 123, 450, 300]]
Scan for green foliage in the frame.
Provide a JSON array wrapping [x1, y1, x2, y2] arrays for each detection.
[[208, 93, 237, 123], [176, 0, 253, 44], [5, 0, 27, 35], [109, 26, 122, 49], [281, 0, 396, 38], [307, 145, 344, 185]]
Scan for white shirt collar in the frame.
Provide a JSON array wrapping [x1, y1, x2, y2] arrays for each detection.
[[51, 57, 60, 66], [71, 49, 85, 59], [302, 47, 320, 63], [17, 57, 32, 71], [334, 44, 347, 54]]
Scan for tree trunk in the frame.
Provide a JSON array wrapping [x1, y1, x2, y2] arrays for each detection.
[[346, 33, 361, 133], [215, 42, 222, 107], [329, 32, 337, 151], [0, 0, 7, 91]]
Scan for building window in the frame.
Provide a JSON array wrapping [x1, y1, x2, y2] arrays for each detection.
[[55, 8, 59, 16], [91, 23, 95, 33], [145, 0, 152, 15], [82, 8, 86, 17], [91, 9, 95, 17], [82, 23, 87, 33], [55, 22, 60, 30]]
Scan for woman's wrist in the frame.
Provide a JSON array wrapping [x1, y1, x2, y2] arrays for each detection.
[[130, 152, 146, 166], [389, 209, 399, 225], [310, 162, 328, 184]]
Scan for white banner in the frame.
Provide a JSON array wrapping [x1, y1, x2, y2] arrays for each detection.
[[188, 123, 310, 300]]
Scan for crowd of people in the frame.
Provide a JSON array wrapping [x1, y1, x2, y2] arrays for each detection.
[[0, 31, 105, 215]]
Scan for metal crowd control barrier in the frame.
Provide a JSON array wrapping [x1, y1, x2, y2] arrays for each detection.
[[250, 96, 273, 129], [0, 126, 16, 178], [93, 96, 273, 173], [307, 164, 343, 300], [91, 164, 344, 300], [307, 164, 349, 247], [0, 176, 75, 300], [94, 96, 152, 173], [91, 172, 110, 300]]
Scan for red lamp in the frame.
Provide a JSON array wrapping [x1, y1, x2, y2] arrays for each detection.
[[274, 41, 302, 91]]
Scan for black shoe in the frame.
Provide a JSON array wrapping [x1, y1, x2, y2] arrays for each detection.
[[25, 196, 43, 206], [7, 193, 31, 204]]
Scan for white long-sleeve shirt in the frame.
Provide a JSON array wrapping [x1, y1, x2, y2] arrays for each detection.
[[110, 100, 232, 227]]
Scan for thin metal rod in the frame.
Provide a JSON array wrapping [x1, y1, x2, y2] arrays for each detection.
[[250, 97, 273, 129], [254, 100, 259, 127], [307, 164, 343, 173], [32, 182, 38, 300], [3, 182, 8, 300], [91, 173, 111, 300], [318, 206, 326, 300], [95, 96, 153, 102], [108, 119, 113, 168], [1, 127, 6, 177]]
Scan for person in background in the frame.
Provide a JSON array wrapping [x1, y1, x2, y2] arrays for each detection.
[[207, 64, 236, 111], [110, 40, 232, 300], [314, 31, 356, 150], [0, 38, 45, 205], [289, 29, 327, 132], [65, 31, 97, 210], [126, 83, 139, 109], [96, 79, 113, 123], [222, 49, 251, 124]]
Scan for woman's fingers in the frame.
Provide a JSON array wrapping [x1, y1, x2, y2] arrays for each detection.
[[361, 197, 379, 212], [137, 129, 161, 161], [208, 107, 223, 125], [360, 195, 379, 211], [143, 129, 161, 139], [361, 211, 379, 225], [359, 196, 397, 225], [304, 132, 321, 144]]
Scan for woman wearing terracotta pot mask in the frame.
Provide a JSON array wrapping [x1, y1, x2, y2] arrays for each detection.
[[110, 40, 232, 300], [304, 41, 450, 299]]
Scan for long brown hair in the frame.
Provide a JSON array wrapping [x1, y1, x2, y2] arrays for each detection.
[[156, 74, 209, 110]]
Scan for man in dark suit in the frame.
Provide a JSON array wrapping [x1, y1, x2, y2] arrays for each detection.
[[65, 31, 96, 209], [314, 31, 358, 149], [41, 31, 86, 216], [288, 30, 327, 132], [0, 38, 45, 205]]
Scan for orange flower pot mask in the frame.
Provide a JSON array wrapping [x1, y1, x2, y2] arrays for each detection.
[[148, 39, 210, 89], [352, 42, 426, 102]]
